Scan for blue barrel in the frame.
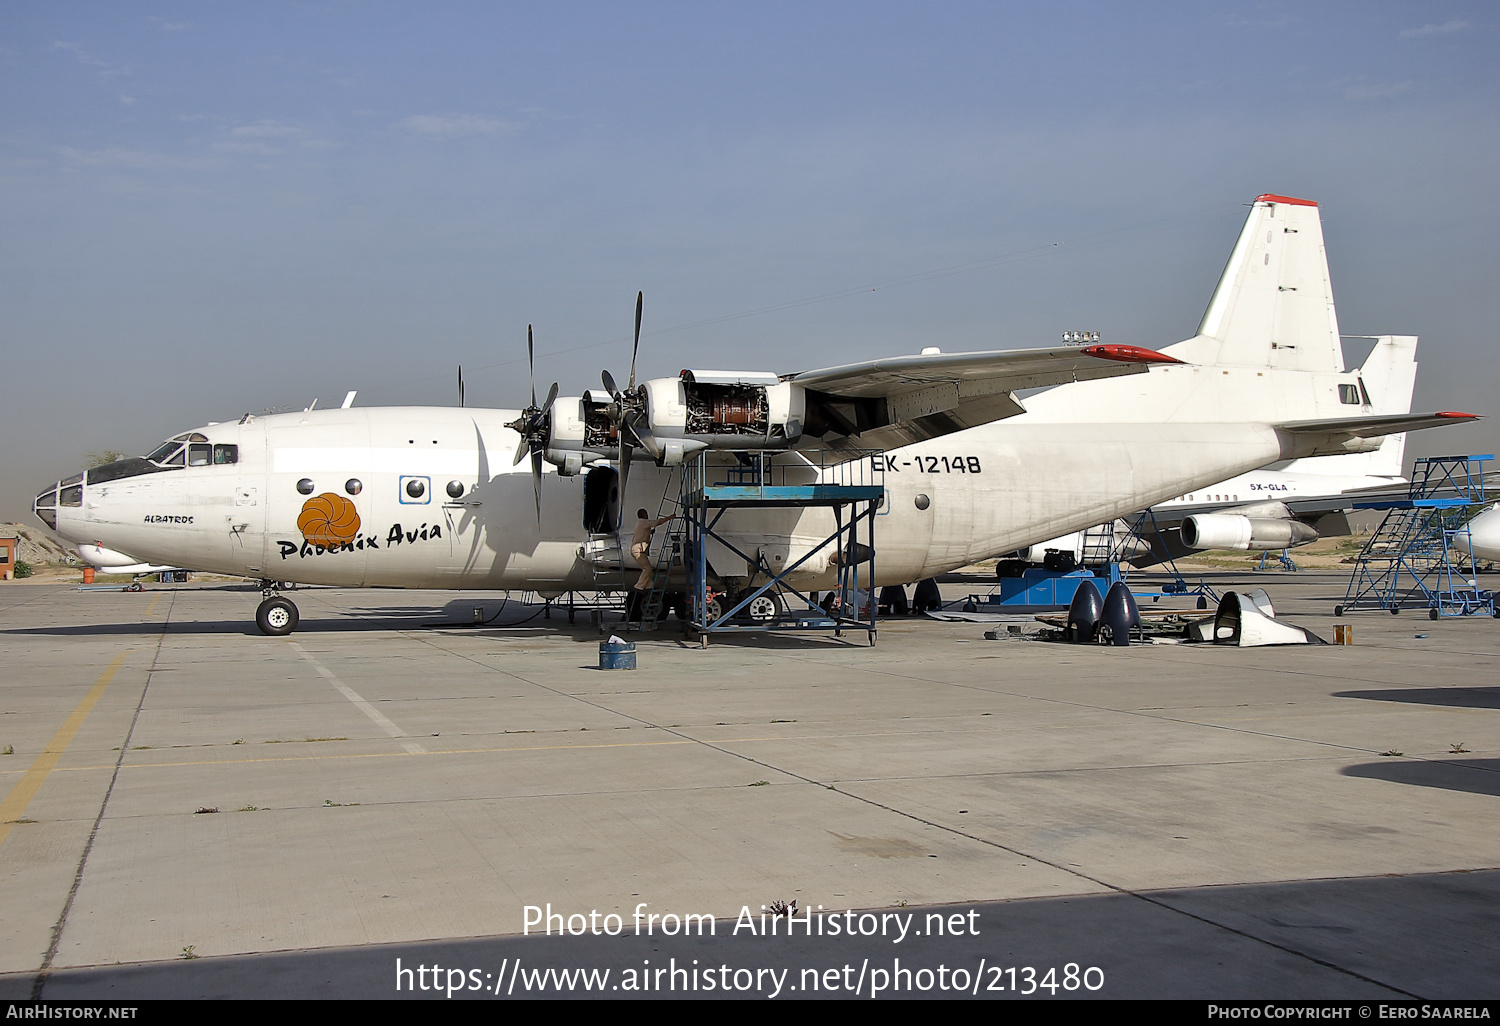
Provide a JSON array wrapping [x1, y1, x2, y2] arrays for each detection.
[[599, 640, 637, 670]]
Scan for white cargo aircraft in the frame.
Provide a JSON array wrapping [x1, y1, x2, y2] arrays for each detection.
[[33, 194, 1478, 634]]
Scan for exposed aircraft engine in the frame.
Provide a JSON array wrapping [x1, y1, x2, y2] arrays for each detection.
[[639, 371, 808, 462], [540, 396, 614, 475], [1180, 513, 1319, 551]]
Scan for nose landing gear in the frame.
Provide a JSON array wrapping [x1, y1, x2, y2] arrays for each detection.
[[255, 583, 300, 636]]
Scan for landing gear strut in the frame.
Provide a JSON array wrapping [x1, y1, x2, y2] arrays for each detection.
[[255, 582, 299, 636]]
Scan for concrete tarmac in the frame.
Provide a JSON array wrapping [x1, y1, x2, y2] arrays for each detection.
[[0, 572, 1496, 1000]]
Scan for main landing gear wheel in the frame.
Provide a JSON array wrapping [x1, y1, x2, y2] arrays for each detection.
[[747, 593, 784, 623], [256, 596, 300, 636]]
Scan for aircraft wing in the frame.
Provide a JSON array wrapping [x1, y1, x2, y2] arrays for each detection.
[[1275, 411, 1481, 459], [788, 344, 1181, 452]]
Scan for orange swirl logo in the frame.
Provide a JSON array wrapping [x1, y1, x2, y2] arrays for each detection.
[[297, 493, 361, 547]]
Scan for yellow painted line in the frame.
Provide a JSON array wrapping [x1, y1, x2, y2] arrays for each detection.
[[0, 651, 130, 847], [145, 594, 162, 617]]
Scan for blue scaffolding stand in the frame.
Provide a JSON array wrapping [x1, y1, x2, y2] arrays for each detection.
[[1123, 507, 1221, 607], [681, 449, 884, 647], [1337, 455, 1496, 619]]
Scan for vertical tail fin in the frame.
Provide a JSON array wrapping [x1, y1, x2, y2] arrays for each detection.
[[1174, 195, 1344, 373]]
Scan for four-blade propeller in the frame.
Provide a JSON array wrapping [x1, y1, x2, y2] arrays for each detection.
[[503, 294, 656, 528], [503, 324, 559, 524], [598, 292, 662, 504]]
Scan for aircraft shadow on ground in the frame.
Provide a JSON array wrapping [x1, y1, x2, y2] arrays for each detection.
[[8, 870, 1499, 1000], [1340, 758, 1500, 798], [1335, 687, 1500, 710]]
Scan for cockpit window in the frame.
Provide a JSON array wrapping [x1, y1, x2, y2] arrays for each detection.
[[189, 443, 212, 467], [213, 444, 238, 465], [147, 442, 180, 463], [162, 446, 186, 467]]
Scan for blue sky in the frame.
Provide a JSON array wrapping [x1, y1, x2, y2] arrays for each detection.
[[2, 2, 1496, 520]]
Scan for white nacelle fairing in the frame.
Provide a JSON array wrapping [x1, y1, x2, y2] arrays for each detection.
[[75, 544, 178, 575], [541, 396, 612, 475]]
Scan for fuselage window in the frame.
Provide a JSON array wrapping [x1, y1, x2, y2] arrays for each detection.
[[188, 443, 212, 467], [213, 444, 238, 465], [1338, 384, 1361, 405]]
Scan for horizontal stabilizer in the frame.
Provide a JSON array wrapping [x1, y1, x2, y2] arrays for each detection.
[[1275, 410, 1479, 459]]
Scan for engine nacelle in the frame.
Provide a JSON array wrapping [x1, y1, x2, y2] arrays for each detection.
[[641, 371, 807, 457], [541, 397, 616, 474], [1180, 514, 1319, 551]]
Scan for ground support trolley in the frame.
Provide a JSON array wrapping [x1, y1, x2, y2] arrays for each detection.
[[679, 450, 884, 647]]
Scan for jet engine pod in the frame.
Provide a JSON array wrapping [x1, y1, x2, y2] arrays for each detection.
[[1212, 591, 1326, 647], [1099, 581, 1141, 647], [1065, 579, 1104, 643], [1181, 514, 1319, 551], [1467, 503, 1500, 562]]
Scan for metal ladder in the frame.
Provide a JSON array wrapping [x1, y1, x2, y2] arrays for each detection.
[[629, 467, 684, 632], [638, 516, 686, 630]]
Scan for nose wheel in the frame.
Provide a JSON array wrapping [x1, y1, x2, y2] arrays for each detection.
[[256, 595, 300, 636]]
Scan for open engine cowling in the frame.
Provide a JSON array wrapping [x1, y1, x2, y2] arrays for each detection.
[[641, 371, 807, 462], [1180, 513, 1319, 551]]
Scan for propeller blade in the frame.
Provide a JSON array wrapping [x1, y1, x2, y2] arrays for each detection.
[[601, 368, 619, 399], [624, 408, 661, 460], [527, 324, 536, 408], [540, 381, 559, 418], [513, 433, 531, 467], [618, 438, 632, 518], [458, 365, 465, 408], [530, 447, 543, 526], [629, 291, 643, 390]]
